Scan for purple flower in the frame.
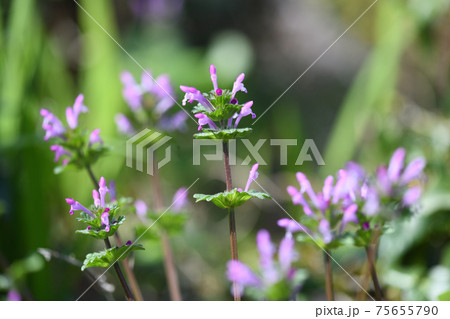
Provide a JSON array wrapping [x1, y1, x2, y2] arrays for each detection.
[[402, 186, 422, 206], [210, 64, 219, 91], [318, 219, 333, 244], [89, 129, 103, 147], [65, 94, 88, 129], [278, 236, 296, 272], [98, 177, 109, 208], [296, 172, 321, 209], [341, 203, 358, 233], [257, 230, 275, 269], [40, 109, 66, 141], [180, 86, 214, 111], [65, 198, 94, 218], [195, 113, 218, 131], [92, 190, 100, 207], [7, 290, 21, 301], [50, 145, 71, 164], [180, 65, 254, 131], [115, 113, 136, 136], [109, 181, 117, 202], [387, 148, 406, 183], [277, 218, 304, 236], [400, 157, 426, 185], [121, 71, 143, 111], [234, 101, 255, 128], [126, 240, 132, 246], [171, 187, 189, 212], [231, 73, 247, 99], [227, 260, 260, 288], [101, 211, 110, 232], [286, 186, 314, 216], [243, 163, 259, 192], [226, 229, 302, 299], [135, 200, 148, 220]]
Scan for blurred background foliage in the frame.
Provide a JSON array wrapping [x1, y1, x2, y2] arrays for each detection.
[[0, 0, 449, 300]]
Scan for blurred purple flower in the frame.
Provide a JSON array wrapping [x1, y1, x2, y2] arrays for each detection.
[[65, 94, 88, 129], [50, 145, 71, 164], [109, 181, 117, 202], [135, 200, 148, 221], [318, 219, 333, 244], [243, 163, 259, 192], [92, 189, 100, 207], [7, 290, 21, 301], [402, 186, 422, 206], [226, 229, 302, 299], [115, 113, 136, 136], [171, 187, 189, 212], [387, 148, 406, 183], [89, 129, 103, 147], [40, 109, 66, 141]]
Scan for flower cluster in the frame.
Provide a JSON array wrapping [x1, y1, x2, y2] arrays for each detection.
[[65, 177, 123, 237], [286, 148, 426, 248], [226, 229, 305, 300], [180, 65, 255, 136], [40, 94, 106, 169], [116, 70, 187, 135]]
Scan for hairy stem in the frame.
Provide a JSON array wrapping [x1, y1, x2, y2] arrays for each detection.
[[324, 250, 335, 301], [83, 161, 143, 300], [223, 142, 240, 301], [152, 158, 182, 301], [365, 246, 383, 301], [104, 237, 134, 301]]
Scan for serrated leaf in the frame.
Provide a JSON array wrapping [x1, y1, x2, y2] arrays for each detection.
[[76, 216, 126, 239], [193, 188, 271, 209], [81, 244, 145, 271], [193, 128, 252, 141]]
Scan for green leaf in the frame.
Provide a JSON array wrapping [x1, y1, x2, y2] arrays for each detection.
[[206, 104, 242, 122], [438, 290, 450, 301], [193, 128, 252, 141], [81, 244, 145, 271], [194, 188, 271, 209], [76, 215, 125, 239]]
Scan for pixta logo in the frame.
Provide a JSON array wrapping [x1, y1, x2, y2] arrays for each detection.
[[126, 129, 172, 175]]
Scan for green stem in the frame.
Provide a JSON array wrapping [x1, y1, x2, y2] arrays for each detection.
[[365, 246, 383, 301], [104, 237, 134, 301], [152, 158, 182, 301], [223, 142, 240, 301], [324, 250, 335, 301]]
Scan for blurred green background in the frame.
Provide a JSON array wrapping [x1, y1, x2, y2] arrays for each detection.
[[0, 0, 450, 300]]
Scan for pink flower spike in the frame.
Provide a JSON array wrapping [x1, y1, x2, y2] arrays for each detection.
[[400, 157, 426, 185], [403, 186, 422, 206], [231, 73, 247, 98], [341, 204, 358, 233], [101, 212, 110, 232], [388, 148, 406, 182], [318, 219, 333, 244], [65, 198, 94, 218], [210, 64, 218, 91], [98, 177, 109, 208], [89, 129, 103, 147], [244, 163, 259, 192], [277, 218, 303, 235], [322, 175, 334, 202], [92, 190, 100, 207]]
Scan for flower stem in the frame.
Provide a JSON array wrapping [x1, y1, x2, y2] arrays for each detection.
[[104, 237, 134, 301], [365, 245, 383, 301], [152, 158, 182, 301], [324, 250, 335, 301], [83, 161, 143, 301], [223, 141, 240, 301]]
